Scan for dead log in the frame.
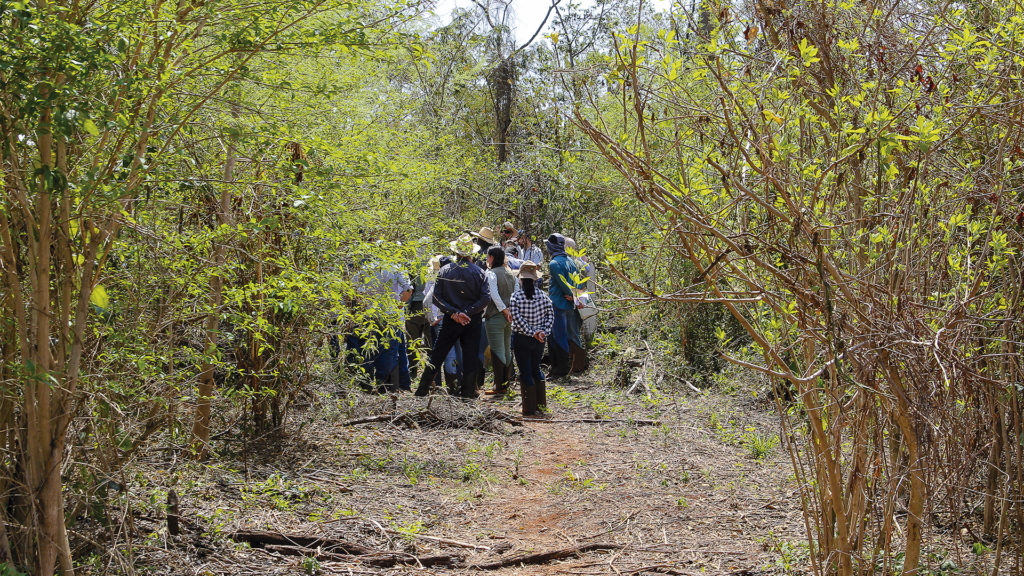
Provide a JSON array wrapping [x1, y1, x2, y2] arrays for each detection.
[[262, 543, 462, 567], [472, 543, 623, 569], [522, 418, 661, 426], [337, 414, 395, 426], [228, 530, 375, 555], [235, 531, 463, 567]]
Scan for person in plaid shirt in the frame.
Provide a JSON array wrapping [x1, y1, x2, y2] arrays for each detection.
[[509, 261, 554, 416]]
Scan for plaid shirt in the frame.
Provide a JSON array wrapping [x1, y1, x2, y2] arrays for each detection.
[[509, 289, 554, 337]]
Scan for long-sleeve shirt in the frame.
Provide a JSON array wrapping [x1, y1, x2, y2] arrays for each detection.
[[485, 268, 520, 312], [547, 254, 580, 311], [423, 281, 441, 324], [519, 244, 543, 265], [509, 289, 555, 337], [433, 258, 490, 317]]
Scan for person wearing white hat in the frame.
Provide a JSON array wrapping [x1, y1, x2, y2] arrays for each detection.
[[508, 261, 554, 416], [415, 235, 491, 398]]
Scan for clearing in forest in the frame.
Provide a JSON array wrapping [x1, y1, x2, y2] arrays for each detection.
[[110, 362, 805, 576]]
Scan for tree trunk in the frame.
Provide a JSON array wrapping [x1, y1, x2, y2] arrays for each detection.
[[192, 106, 237, 458]]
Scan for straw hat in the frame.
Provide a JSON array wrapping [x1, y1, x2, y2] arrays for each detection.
[[471, 226, 497, 245], [516, 261, 543, 280], [450, 234, 480, 257]]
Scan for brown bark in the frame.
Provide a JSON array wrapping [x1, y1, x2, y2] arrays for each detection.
[[191, 104, 237, 458]]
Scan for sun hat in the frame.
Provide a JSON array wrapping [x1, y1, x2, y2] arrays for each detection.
[[471, 226, 497, 245], [450, 234, 480, 256], [516, 261, 543, 280]]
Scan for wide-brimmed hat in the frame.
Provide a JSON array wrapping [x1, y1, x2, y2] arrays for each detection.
[[471, 227, 497, 245], [450, 234, 480, 256], [516, 261, 543, 280]]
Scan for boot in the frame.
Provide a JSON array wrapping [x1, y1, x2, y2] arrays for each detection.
[[444, 371, 459, 395], [536, 378, 548, 413], [460, 370, 480, 399], [485, 357, 508, 395], [506, 361, 516, 394], [547, 342, 570, 379], [569, 341, 589, 374], [414, 367, 436, 397], [521, 383, 538, 417]]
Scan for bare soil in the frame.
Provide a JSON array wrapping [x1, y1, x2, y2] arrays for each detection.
[[84, 361, 807, 575]]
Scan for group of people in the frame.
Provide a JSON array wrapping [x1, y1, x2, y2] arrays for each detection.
[[342, 223, 592, 417]]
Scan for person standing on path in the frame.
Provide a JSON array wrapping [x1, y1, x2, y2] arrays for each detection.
[[423, 256, 463, 393], [508, 261, 554, 416], [545, 233, 581, 379], [415, 235, 491, 398], [483, 246, 519, 396]]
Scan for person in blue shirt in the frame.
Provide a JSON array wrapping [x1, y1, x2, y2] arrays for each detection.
[[545, 233, 581, 379], [414, 235, 491, 398]]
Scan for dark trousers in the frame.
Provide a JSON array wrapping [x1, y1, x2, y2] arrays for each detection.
[[405, 309, 430, 374], [513, 333, 545, 390], [417, 313, 483, 397]]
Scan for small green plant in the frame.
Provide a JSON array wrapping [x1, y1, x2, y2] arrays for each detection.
[[675, 497, 688, 508], [511, 447, 524, 479], [460, 462, 482, 482], [302, 555, 321, 575], [560, 464, 606, 491], [742, 428, 779, 460], [760, 531, 810, 574], [402, 457, 425, 485], [391, 519, 425, 541], [0, 564, 26, 576]]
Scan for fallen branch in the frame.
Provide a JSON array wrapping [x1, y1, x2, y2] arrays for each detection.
[[262, 543, 462, 567], [228, 530, 374, 555], [337, 414, 395, 426], [382, 528, 490, 551], [471, 543, 623, 569], [522, 418, 661, 426]]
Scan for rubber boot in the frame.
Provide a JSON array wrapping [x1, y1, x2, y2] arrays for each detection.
[[569, 341, 589, 374], [547, 342, 570, 379], [485, 357, 508, 395], [536, 378, 548, 414], [444, 371, 459, 395], [461, 370, 480, 399], [414, 366, 436, 397], [521, 384, 538, 417], [506, 361, 516, 396]]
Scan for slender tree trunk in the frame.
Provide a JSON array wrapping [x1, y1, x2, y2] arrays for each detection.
[[192, 105, 237, 458]]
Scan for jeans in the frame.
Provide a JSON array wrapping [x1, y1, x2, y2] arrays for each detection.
[[551, 308, 572, 353], [417, 313, 483, 397], [371, 332, 410, 391], [484, 314, 512, 365]]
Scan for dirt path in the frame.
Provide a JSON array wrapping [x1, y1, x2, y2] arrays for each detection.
[[130, 376, 808, 575]]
